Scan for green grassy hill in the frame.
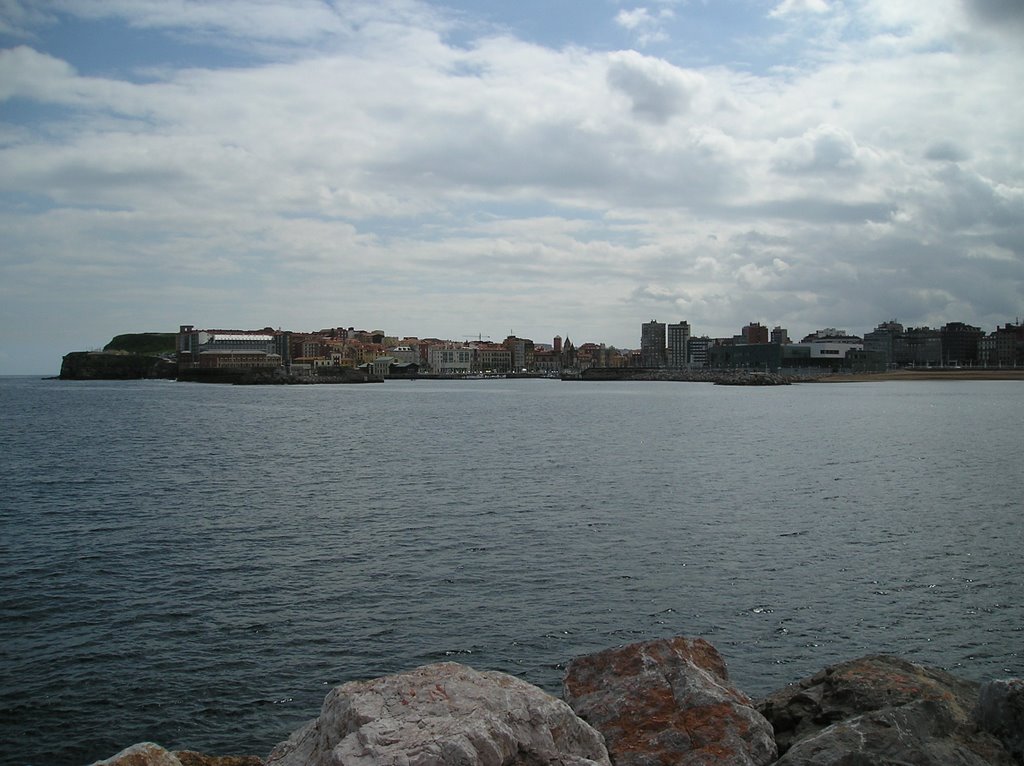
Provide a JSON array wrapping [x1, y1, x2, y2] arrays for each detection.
[[103, 333, 176, 355]]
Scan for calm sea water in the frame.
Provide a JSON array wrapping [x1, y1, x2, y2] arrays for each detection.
[[1, 376, 1022, 764]]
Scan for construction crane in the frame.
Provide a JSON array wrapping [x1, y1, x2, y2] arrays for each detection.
[[463, 333, 491, 342]]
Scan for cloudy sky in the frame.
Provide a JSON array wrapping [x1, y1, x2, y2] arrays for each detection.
[[1, 0, 1022, 373]]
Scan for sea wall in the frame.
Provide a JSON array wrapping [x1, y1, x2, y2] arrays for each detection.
[[91, 636, 1023, 766]]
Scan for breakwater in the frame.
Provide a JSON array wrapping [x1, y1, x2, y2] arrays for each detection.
[[93, 639, 1024, 766]]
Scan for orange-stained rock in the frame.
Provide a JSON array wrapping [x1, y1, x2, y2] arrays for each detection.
[[563, 636, 777, 766]]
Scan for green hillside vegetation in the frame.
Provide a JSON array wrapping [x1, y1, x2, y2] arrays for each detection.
[[103, 333, 176, 355]]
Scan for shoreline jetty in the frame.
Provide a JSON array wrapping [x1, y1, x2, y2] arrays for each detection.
[[92, 635, 1023, 766]]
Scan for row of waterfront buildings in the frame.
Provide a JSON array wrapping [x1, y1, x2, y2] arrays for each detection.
[[176, 325, 619, 377], [641, 319, 1024, 373], [176, 318, 1024, 378]]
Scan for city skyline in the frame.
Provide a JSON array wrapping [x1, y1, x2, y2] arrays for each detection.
[[71, 313, 1024, 349], [2, 0, 1023, 374], [159, 316, 1024, 377], [171, 313, 1024, 356]]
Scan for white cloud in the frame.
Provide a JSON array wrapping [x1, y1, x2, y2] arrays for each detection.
[[614, 6, 675, 47], [770, 0, 830, 18], [0, 46, 77, 101], [0, 0, 58, 38], [771, 124, 867, 176], [1, 0, 1022, 372], [45, 0, 445, 45]]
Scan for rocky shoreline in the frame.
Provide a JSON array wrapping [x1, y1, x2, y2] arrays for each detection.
[[59, 351, 177, 380], [93, 636, 1022, 766]]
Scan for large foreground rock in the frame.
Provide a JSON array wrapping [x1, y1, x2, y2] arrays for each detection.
[[266, 662, 610, 766], [756, 654, 1015, 765], [976, 678, 1024, 761], [563, 636, 776, 766]]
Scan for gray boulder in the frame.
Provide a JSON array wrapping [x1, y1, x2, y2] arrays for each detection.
[[563, 635, 777, 766], [92, 743, 184, 766], [91, 743, 262, 766], [757, 655, 1014, 765], [976, 678, 1024, 762], [265, 662, 610, 766]]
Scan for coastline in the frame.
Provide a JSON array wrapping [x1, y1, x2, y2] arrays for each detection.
[[816, 369, 1024, 382]]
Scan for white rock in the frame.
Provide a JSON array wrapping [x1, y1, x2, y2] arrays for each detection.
[[266, 662, 610, 766]]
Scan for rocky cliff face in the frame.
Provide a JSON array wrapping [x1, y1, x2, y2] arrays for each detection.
[[59, 351, 177, 380]]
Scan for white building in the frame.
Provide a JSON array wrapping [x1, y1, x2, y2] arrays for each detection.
[[796, 329, 864, 359], [427, 345, 474, 374]]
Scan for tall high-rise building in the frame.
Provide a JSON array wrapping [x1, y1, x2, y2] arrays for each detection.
[[667, 321, 691, 369], [503, 335, 535, 371], [640, 320, 666, 368], [742, 322, 769, 344], [864, 320, 904, 368]]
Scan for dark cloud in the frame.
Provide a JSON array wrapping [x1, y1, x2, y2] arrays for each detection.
[[924, 141, 969, 162], [772, 125, 863, 176], [924, 164, 1024, 230], [34, 163, 189, 203], [962, 0, 1024, 28], [606, 56, 694, 124], [731, 198, 895, 224]]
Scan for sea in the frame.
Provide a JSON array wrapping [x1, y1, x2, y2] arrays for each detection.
[[1, 375, 1022, 765]]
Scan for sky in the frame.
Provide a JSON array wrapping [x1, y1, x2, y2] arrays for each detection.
[[1, 0, 1022, 374]]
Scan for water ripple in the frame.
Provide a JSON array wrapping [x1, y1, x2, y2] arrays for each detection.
[[1, 377, 1022, 764]]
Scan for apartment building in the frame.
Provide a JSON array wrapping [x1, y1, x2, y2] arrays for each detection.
[[640, 320, 666, 368], [667, 321, 691, 369]]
